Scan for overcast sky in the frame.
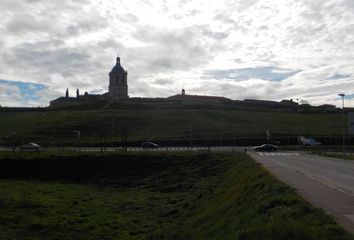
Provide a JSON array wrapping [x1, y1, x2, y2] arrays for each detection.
[[0, 0, 354, 107]]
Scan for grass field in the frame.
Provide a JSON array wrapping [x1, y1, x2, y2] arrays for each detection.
[[0, 152, 352, 240], [0, 108, 345, 146]]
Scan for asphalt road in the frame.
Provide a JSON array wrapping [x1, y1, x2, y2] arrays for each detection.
[[0, 146, 249, 152], [249, 151, 354, 234]]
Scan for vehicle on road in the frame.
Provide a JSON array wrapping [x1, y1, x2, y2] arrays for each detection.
[[141, 142, 159, 149], [254, 144, 278, 152], [20, 143, 40, 152], [298, 136, 321, 146]]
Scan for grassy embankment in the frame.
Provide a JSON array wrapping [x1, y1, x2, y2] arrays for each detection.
[[0, 152, 352, 240], [0, 109, 344, 146]]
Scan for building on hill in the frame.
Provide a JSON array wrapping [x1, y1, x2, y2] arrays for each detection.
[[167, 89, 231, 103], [241, 99, 298, 110], [243, 99, 280, 105], [49, 93, 103, 108], [279, 99, 298, 106], [109, 56, 128, 99], [243, 99, 298, 106], [50, 56, 129, 107]]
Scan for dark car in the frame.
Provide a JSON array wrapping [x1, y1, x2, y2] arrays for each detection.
[[20, 143, 40, 152], [141, 142, 159, 149], [254, 144, 278, 152]]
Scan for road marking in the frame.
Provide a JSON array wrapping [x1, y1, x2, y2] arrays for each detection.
[[258, 152, 300, 156]]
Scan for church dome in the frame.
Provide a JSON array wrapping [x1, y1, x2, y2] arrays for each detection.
[[110, 57, 127, 75], [110, 63, 126, 75]]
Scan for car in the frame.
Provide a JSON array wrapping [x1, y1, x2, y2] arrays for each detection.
[[298, 136, 321, 146], [254, 144, 278, 152], [141, 142, 159, 149], [20, 143, 40, 152]]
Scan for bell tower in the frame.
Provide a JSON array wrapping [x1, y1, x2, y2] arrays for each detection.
[[108, 55, 128, 99]]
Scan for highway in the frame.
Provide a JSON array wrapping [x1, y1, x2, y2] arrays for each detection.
[[79, 146, 245, 152], [0, 146, 249, 152], [249, 151, 354, 234]]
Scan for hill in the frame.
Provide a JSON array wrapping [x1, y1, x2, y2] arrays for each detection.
[[0, 101, 347, 147]]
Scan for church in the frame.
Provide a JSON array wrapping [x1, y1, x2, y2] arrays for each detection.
[[50, 56, 130, 107]]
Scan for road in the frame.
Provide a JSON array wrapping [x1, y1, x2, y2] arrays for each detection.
[[249, 151, 354, 234], [79, 146, 248, 152], [0, 146, 250, 152]]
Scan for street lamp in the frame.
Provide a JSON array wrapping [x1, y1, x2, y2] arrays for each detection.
[[338, 93, 345, 155], [189, 129, 193, 151]]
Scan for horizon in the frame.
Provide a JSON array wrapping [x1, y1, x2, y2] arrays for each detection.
[[0, 0, 353, 107]]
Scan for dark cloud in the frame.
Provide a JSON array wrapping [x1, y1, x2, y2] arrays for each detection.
[[213, 12, 237, 26], [4, 0, 99, 38], [124, 25, 222, 74], [237, 0, 259, 12], [6, 14, 51, 33], [202, 29, 229, 40], [204, 67, 301, 82], [66, 19, 108, 36], [117, 13, 139, 23], [3, 45, 91, 75], [153, 78, 173, 85]]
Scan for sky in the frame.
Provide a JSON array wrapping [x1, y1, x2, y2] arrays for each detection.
[[0, 0, 354, 107]]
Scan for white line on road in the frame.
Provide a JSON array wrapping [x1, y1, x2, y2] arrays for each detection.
[[258, 152, 300, 156]]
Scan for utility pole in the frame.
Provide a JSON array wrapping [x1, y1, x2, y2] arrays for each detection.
[[111, 116, 114, 149], [100, 134, 103, 153], [189, 129, 193, 151], [220, 130, 223, 146], [77, 130, 81, 150], [233, 132, 236, 152], [339, 93, 345, 155], [104, 135, 107, 152]]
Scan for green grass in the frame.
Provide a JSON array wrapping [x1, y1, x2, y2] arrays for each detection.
[[0, 153, 352, 239], [0, 108, 344, 146]]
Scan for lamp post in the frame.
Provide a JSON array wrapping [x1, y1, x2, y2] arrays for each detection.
[[42, 111, 47, 150], [338, 93, 345, 155], [189, 129, 193, 151]]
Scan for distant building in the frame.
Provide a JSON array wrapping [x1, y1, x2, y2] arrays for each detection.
[[49, 93, 103, 108], [108, 56, 128, 99], [50, 56, 129, 107], [167, 89, 231, 103]]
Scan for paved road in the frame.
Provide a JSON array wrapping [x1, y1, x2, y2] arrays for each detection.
[[249, 151, 354, 234], [0, 146, 250, 152], [79, 146, 248, 152]]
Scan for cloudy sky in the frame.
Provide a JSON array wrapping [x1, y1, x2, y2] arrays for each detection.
[[0, 0, 354, 107]]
